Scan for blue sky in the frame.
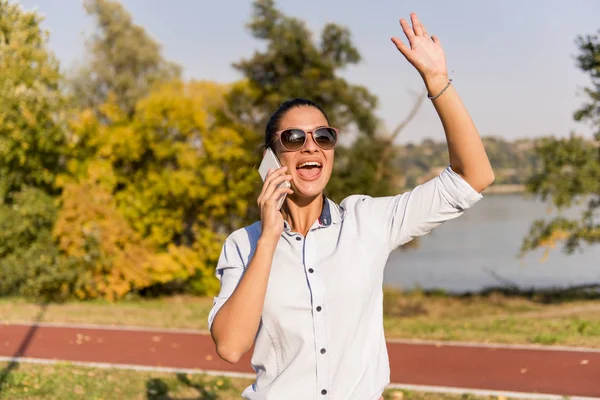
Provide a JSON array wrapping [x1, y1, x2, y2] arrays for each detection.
[[18, 0, 600, 143]]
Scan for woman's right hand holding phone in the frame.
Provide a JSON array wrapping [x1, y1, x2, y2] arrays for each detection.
[[257, 166, 293, 240], [211, 166, 293, 362]]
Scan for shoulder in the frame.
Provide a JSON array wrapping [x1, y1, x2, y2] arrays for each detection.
[[339, 194, 367, 209], [225, 221, 262, 249], [338, 194, 376, 213], [219, 221, 262, 266], [339, 194, 398, 216]]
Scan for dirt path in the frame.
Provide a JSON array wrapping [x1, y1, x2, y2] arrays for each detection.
[[1, 323, 598, 397]]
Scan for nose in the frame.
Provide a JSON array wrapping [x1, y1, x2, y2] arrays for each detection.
[[301, 132, 319, 153]]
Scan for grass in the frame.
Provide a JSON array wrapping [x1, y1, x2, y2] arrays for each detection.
[[1, 288, 600, 347], [0, 362, 519, 400], [0, 362, 251, 400], [0, 295, 215, 331], [381, 288, 600, 348]]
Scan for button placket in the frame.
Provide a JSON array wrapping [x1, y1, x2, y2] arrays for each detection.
[[304, 232, 330, 399]]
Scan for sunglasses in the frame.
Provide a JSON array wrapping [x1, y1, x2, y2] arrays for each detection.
[[271, 126, 339, 151]]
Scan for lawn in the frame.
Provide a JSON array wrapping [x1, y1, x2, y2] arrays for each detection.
[[0, 362, 518, 400], [2, 289, 599, 348]]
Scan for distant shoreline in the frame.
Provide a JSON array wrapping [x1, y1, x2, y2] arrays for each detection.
[[482, 184, 526, 194], [399, 184, 527, 195]]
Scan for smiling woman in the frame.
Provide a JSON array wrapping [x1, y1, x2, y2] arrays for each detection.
[[268, 103, 336, 214], [271, 123, 337, 185], [208, 12, 494, 400]]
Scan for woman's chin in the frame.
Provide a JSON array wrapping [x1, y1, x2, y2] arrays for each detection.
[[290, 182, 325, 200]]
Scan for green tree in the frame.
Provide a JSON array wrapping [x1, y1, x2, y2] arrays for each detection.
[[0, 187, 78, 300], [0, 0, 67, 202], [0, 1, 72, 299], [327, 135, 393, 201], [70, 0, 180, 117], [223, 0, 395, 210], [522, 30, 600, 254], [232, 0, 378, 135]]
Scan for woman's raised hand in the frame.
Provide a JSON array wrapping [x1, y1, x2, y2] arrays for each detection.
[[391, 13, 448, 81]]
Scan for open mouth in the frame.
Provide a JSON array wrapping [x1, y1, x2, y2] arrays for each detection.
[[296, 161, 323, 180]]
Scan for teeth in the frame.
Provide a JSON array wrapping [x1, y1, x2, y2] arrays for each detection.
[[298, 161, 322, 168]]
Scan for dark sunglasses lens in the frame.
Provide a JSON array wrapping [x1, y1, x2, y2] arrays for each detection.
[[281, 129, 306, 150], [314, 127, 337, 149]]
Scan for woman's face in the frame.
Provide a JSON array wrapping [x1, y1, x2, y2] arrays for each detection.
[[273, 106, 334, 200]]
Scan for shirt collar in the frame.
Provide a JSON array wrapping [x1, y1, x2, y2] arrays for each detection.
[[282, 196, 343, 232], [319, 197, 343, 227]]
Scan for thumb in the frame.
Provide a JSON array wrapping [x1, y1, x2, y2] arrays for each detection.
[[391, 37, 411, 59]]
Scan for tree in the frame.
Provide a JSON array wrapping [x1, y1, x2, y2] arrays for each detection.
[[224, 0, 399, 214], [57, 80, 255, 298], [327, 135, 394, 201], [0, 0, 67, 202], [70, 0, 180, 117], [0, 1, 73, 299], [229, 0, 379, 135], [228, 0, 432, 207], [522, 30, 600, 255]]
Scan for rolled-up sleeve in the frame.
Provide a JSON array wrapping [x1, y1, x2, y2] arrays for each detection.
[[361, 166, 483, 252], [207, 235, 246, 331]]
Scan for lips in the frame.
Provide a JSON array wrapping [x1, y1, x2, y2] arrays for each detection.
[[296, 159, 323, 181]]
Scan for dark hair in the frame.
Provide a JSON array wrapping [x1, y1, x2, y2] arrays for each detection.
[[263, 98, 330, 150]]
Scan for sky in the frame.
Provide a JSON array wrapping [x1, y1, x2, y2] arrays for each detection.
[[17, 0, 600, 144]]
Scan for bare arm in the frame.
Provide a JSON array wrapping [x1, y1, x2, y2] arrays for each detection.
[[392, 13, 495, 192], [425, 77, 494, 192], [210, 166, 293, 363], [210, 236, 278, 363]]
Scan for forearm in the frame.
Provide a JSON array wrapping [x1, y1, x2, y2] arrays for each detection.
[[210, 236, 278, 363], [425, 75, 495, 192]]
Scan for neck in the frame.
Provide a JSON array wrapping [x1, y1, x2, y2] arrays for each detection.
[[282, 193, 324, 236]]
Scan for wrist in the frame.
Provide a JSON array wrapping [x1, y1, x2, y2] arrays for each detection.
[[258, 234, 279, 250], [423, 73, 449, 95]]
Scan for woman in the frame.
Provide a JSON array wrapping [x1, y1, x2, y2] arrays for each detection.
[[208, 13, 494, 400]]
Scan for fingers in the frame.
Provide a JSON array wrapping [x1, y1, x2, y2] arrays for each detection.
[[258, 167, 292, 206], [400, 13, 430, 41], [266, 186, 293, 206], [391, 37, 410, 58], [265, 174, 292, 200], [399, 18, 415, 43], [410, 13, 427, 37], [259, 167, 287, 197], [395, 13, 436, 53], [265, 166, 288, 184]]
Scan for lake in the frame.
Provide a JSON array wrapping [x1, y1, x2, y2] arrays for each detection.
[[384, 193, 600, 293]]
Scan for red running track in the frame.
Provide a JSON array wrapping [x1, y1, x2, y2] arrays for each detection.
[[1, 323, 599, 397]]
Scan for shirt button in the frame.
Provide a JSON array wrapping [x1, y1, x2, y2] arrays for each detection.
[[308, 268, 314, 273], [320, 348, 326, 354], [316, 306, 322, 312], [295, 236, 302, 241], [321, 389, 327, 395]]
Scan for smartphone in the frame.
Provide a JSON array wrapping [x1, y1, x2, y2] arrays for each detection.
[[258, 147, 291, 210]]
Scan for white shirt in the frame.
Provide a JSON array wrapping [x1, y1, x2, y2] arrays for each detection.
[[208, 166, 483, 400]]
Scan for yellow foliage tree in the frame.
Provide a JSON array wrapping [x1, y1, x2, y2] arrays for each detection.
[[54, 179, 155, 300], [56, 80, 257, 299]]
